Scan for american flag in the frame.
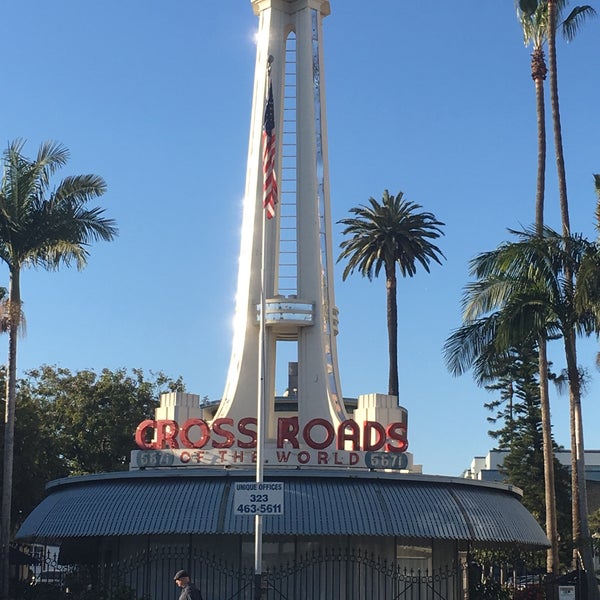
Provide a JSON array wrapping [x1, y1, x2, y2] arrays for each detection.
[[262, 79, 278, 219]]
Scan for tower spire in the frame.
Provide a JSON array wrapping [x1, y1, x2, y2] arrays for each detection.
[[215, 0, 347, 437]]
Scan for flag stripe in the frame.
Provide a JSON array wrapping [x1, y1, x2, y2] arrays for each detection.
[[263, 79, 278, 220]]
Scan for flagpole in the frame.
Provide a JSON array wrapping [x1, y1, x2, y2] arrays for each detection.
[[254, 54, 275, 600], [254, 206, 266, 600]]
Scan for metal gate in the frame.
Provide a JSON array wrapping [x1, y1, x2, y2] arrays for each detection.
[[20, 545, 464, 600], [262, 549, 462, 600]]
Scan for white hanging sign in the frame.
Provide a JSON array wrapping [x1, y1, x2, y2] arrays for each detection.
[[233, 481, 284, 516]]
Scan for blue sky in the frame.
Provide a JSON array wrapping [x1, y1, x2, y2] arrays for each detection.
[[2, 1, 599, 476]]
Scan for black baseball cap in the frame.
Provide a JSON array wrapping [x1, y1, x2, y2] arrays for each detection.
[[174, 570, 189, 581]]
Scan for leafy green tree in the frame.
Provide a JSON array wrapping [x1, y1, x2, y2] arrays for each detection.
[[588, 507, 600, 558], [26, 366, 184, 475], [337, 190, 445, 397], [482, 345, 572, 565], [483, 346, 543, 451], [0, 366, 184, 532], [445, 325, 560, 570], [0, 367, 68, 530], [11, 385, 69, 524], [0, 139, 118, 595]]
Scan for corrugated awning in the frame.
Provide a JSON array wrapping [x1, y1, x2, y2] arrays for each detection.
[[16, 469, 549, 548]]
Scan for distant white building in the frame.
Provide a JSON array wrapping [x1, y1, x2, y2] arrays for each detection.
[[463, 449, 600, 482], [463, 449, 600, 515], [465, 449, 600, 576]]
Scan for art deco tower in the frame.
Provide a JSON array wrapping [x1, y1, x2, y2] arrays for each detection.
[[213, 0, 349, 437]]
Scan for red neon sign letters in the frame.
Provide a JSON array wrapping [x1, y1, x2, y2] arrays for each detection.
[[135, 416, 408, 453]]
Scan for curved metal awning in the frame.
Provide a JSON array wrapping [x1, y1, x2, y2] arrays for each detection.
[[16, 469, 549, 548]]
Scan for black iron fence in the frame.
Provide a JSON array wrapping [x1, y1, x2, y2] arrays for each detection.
[[11, 544, 585, 600], [261, 549, 463, 600]]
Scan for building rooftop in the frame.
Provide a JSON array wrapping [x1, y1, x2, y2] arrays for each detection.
[[17, 469, 549, 549]]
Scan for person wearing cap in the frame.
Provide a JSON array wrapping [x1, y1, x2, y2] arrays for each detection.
[[173, 569, 203, 600]]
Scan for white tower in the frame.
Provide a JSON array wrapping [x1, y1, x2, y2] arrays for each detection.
[[130, 0, 414, 473], [214, 0, 348, 436]]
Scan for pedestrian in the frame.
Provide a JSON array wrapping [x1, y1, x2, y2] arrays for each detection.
[[173, 569, 203, 600]]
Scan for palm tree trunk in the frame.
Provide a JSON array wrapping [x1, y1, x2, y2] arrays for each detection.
[[385, 264, 399, 398], [564, 328, 597, 597], [569, 377, 580, 569], [539, 337, 560, 574], [547, 0, 570, 237], [1, 268, 20, 600], [531, 40, 559, 573], [545, 3, 598, 594], [532, 46, 547, 234]]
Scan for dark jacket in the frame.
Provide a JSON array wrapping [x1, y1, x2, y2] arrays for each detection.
[[178, 582, 203, 600]]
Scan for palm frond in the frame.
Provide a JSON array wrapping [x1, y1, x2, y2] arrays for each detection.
[[51, 174, 107, 205], [35, 141, 69, 182], [443, 315, 501, 377], [0, 297, 26, 336], [448, 226, 600, 390], [517, 0, 549, 48], [561, 5, 596, 41], [518, 0, 540, 18]]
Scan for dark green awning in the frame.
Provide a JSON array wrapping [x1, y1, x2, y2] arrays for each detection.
[[17, 469, 549, 548]]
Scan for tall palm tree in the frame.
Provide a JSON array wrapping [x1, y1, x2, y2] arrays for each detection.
[[542, 0, 596, 556], [547, 1, 596, 579], [517, 0, 549, 230], [517, 0, 595, 577], [0, 139, 118, 597], [337, 190, 444, 398], [516, 0, 595, 231], [444, 226, 600, 591], [518, 0, 595, 226], [516, 2, 556, 571]]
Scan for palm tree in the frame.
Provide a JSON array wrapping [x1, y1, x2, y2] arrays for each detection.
[[337, 190, 444, 398], [444, 227, 600, 590], [516, 0, 596, 230], [0, 139, 118, 597], [516, 0, 595, 577], [517, 0, 595, 227], [517, 0, 549, 230], [516, 0, 595, 231], [516, 1, 556, 570], [516, 2, 556, 569], [547, 2, 596, 578]]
